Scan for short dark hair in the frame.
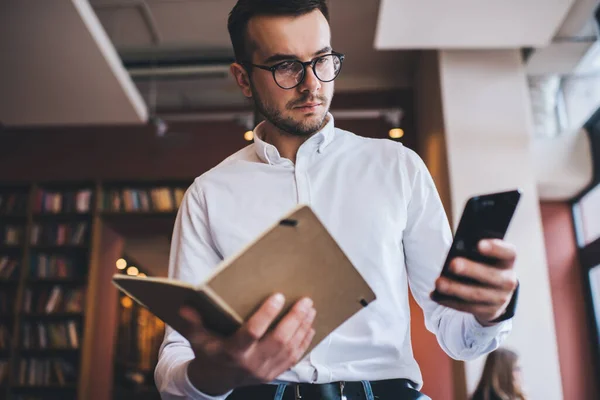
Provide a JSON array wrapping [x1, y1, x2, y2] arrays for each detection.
[[227, 0, 330, 63]]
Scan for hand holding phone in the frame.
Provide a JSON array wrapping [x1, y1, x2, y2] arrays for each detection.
[[431, 189, 521, 324]]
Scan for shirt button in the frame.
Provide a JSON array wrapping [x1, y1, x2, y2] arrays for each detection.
[[311, 368, 318, 383]]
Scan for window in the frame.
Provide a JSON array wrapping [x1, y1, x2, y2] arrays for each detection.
[[590, 265, 600, 348], [574, 184, 600, 247]]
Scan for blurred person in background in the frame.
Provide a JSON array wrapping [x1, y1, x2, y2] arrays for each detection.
[[471, 348, 527, 400]]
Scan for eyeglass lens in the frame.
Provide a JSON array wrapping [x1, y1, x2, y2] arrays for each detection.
[[274, 55, 342, 89]]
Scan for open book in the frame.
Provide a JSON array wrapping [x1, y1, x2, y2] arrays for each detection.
[[112, 205, 376, 354]]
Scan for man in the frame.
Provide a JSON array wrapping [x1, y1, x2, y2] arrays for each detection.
[[155, 1, 520, 399]]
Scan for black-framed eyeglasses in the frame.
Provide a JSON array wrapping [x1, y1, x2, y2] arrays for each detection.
[[242, 52, 345, 90]]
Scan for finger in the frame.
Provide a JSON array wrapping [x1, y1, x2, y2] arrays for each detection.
[[278, 308, 316, 356], [179, 306, 211, 339], [435, 277, 508, 305], [478, 239, 516, 268], [229, 293, 286, 352], [257, 324, 317, 384], [450, 258, 517, 291], [263, 298, 313, 346], [265, 307, 316, 372], [435, 297, 499, 320], [297, 328, 316, 359], [178, 306, 222, 356]]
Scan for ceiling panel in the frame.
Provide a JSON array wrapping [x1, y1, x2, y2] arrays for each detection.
[[0, 0, 147, 126], [375, 0, 576, 49], [90, 0, 415, 111]]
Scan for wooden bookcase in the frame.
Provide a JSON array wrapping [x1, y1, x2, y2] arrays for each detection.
[[0, 179, 191, 400], [112, 259, 164, 400]]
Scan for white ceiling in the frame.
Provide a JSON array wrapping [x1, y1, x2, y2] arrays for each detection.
[[526, 0, 599, 75], [90, 0, 416, 110], [0, 0, 147, 126], [375, 0, 577, 49]]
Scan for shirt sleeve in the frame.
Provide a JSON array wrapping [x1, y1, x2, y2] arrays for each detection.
[[401, 148, 512, 361], [154, 180, 234, 400]]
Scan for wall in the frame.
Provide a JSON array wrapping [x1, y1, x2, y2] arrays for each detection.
[[0, 91, 416, 182], [540, 202, 599, 400], [414, 50, 460, 400], [409, 296, 456, 399], [437, 49, 563, 399]]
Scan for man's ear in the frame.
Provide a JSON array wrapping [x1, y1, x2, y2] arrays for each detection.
[[230, 63, 253, 98]]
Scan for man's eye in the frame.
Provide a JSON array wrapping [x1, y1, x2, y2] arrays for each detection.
[[276, 61, 297, 72]]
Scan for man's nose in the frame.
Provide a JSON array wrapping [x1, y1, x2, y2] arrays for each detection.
[[299, 65, 321, 94]]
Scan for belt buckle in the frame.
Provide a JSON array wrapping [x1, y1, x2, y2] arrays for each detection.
[[340, 381, 347, 400]]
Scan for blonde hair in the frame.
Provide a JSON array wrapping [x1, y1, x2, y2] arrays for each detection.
[[471, 348, 526, 400]]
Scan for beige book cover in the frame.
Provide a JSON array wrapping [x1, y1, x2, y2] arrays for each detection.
[[112, 205, 376, 355]]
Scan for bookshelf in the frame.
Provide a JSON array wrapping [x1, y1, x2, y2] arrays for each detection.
[[6, 183, 93, 400], [112, 261, 164, 400], [0, 185, 30, 400], [0, 179, 189, 400], [99, 181, 188, 238]]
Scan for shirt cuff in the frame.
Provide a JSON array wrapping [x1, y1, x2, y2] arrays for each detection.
[[183, 360, 233, 400], [466, 313, 512, 340]]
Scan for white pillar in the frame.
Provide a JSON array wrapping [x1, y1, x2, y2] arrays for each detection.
[[433, 50, 563, 399]]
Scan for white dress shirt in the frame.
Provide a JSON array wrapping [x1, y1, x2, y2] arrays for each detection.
[[154, 114, 512, 399]]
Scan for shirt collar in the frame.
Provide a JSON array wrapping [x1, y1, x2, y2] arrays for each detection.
[[253, 112, 336, 165]]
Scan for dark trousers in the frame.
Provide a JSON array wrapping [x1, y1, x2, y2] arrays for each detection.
[[228, 379, 432, 400]]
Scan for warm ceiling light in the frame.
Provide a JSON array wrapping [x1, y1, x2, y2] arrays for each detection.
[[138, 273, 147, 278], [389, 128, 404, 139], [116, 258, 127, 270], [121, 296, 133, 309], [126, 266, 139, 276], [244, 130, 254, 141]]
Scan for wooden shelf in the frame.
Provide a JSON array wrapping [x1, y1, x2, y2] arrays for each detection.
[[26, 278, 86, 286], [101, 210, 177, 215], [20, 313, 84, 320], [10, 384, 77, 391], [0, 279, 20, 285], [18, 348, 80, 357], [32, 212, 92, 222], [102, 211, 177, 237], [0, 245, 23, 253], [29, 245, 88, 252], [0, 214, 27, 221]]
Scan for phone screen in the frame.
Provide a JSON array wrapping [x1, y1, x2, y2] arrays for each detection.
[[439, 190, 521, 286]]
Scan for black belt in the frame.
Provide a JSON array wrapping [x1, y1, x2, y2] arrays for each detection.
[[228, 378, 429, 400]]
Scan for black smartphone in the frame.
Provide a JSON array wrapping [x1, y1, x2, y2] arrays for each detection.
[[431, 189, 521, 302]]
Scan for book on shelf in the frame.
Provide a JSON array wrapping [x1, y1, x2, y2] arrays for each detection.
[[17, 357, 77, 386], [0, 291, 14, 314], [34, 188, 92, 214], [21, 320, 80, 350], [0, 324, 11, 349], [113, 205, 376, 356], [30, 254, 81, 280], [102, 186, 186, 213], [0, 192, 28, 215], [0, 256, 19, 280], [116, 298, 165, 373], [0, 360, 8, 385], [30, 222, 88, 246], [22, 287, 85, 315], [1, 225, 24, 246]]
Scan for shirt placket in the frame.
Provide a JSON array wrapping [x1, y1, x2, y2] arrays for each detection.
[[294, 149, 311, 205], [293, 144, 334, 384]]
